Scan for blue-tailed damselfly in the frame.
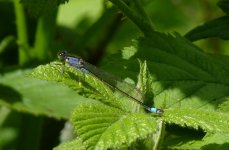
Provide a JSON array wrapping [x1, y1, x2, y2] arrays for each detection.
[[58, 51, 163, 114]]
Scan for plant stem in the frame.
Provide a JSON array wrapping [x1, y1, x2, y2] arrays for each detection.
[[132, 0, 153, 27], [109, 0, 154, 36], [13, 0, 30, 66], [33, 9, 58, 61]]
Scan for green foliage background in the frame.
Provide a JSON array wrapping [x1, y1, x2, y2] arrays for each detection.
[[0, 0, 229, 150]]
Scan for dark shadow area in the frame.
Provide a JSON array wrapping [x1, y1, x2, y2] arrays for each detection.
[[166, 123, 206, 137], [164, 124, 206, 148], [0, 84, 22, 103], [40, 117, 65, 150]]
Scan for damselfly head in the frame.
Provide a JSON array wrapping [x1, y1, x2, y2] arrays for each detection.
[[58, 51, 68, 61]]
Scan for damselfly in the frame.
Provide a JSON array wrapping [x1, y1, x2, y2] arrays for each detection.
[[58, 51, 163, 114]]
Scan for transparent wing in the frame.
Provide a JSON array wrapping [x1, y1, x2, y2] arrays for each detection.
[[82, 61, 148, 106]]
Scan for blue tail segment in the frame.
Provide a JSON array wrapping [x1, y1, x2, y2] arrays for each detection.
[[149, 107, 164, 114]]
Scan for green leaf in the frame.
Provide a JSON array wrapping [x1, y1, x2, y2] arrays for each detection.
[[163, 109, 229, 133], [30, 62, 130, 112], [71, 104, 160, 150], [125, 32, 229, 113], [137, 60, 154, 106], [185, 16, 229, 41], [0, 70, 95, 119]]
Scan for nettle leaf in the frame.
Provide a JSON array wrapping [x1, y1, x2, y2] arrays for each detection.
[[127, 32, 229, 113], [185, 16, 229, 41], [31, 62, 130, 112], [0, 69, 97, 119], [71, 104, 160, 150], [137, 60, 155, 106], [163, 109, 229, 133]]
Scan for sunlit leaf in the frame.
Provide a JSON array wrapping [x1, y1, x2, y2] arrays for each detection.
[[71, 104, 160, 150], [163, 109, 229, 133]]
